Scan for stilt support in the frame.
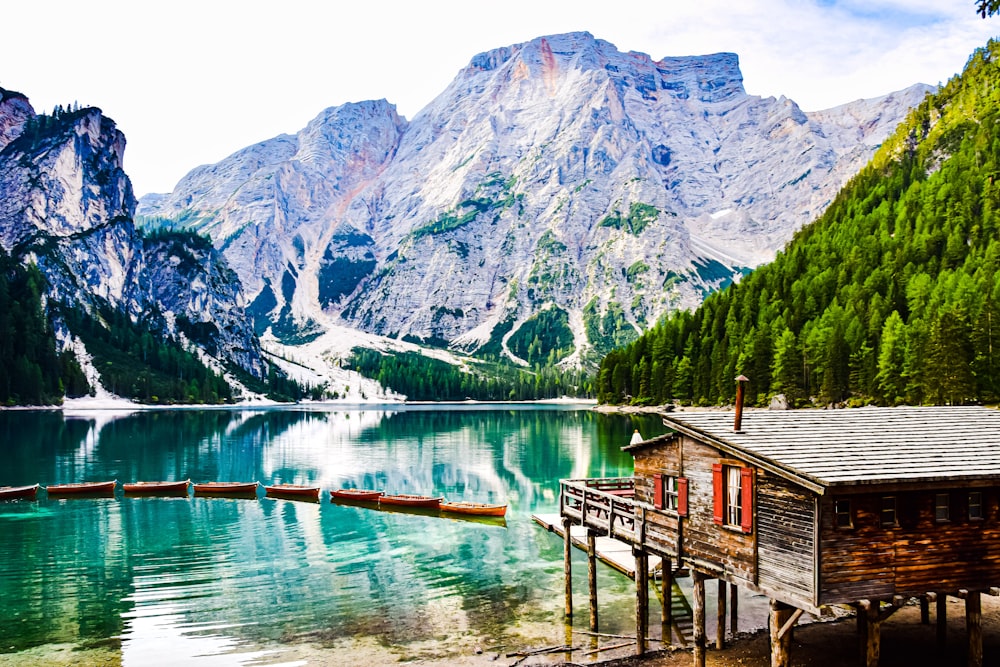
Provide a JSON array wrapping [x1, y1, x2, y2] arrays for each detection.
[[633, 547, 648, 656], [967, 590, 982, 667], [717, 579, 727, 649], [731, 582, 739, 635], [920, 597, 930, 625], [693, 571, 706, 667], [661, 559, 672, 643], [562, 518, 573, 619], [857, 600, 881, 667], [769, 599, 796, 667], [587, 530, 598, 631]]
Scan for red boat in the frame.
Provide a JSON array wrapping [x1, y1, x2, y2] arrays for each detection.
[[0, 484, 40, 500], [330, 489, 383, 502], [440, 501, 507, 517], [123, 480, 191, 495], [193, 482, 259, 497], [46, 480, 117, 497], [264, 484, 321, 501], [379, 494, 442, 509]]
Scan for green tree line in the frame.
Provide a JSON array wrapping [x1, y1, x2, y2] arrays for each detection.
[[350, 348, 593, 401], [0, 249, 87, 405], [598, 42, 1000, 408]]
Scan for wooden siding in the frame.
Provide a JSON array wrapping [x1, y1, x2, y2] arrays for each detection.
[[756, 471, 815, 605], [632, 438, 682, 557], [819, 486, 1000, 604], [673, 435, 755, 582]]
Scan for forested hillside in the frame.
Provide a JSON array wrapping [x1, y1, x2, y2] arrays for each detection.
[[598, 42, 1000, 408]]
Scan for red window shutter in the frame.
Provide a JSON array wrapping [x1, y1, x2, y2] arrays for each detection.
[[678, 477, 689, 517], [712, 464, 724, 525], [740, 466, 754, 533], [653, 473, 664, 509]]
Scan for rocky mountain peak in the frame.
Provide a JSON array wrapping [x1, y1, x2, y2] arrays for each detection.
[[0, 87, 34, 152], [138, 33, 933, 373]]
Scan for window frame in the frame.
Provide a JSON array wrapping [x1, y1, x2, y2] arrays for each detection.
[[834, 498, 853, 529], [934, 492, 951, 523], [880, 495, 898, 528], [969, 491, 984, 521], [712, 462, 753, 534]]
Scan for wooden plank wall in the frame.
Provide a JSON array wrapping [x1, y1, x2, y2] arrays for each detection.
[[677, 436, 755, 581], [757, 471, 815, 603], [632, 440, 681, 556], [819, 487, 1000, 604]]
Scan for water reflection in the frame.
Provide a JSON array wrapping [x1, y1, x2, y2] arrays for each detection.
[[0, 406, 667, 665]]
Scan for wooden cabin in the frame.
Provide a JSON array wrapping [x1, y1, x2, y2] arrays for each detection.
[[558, 405, 1000, 667]]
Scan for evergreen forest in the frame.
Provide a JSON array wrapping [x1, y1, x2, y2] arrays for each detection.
[[0, 249, 88, 405], [350, 348, 593, 401], [598, 43, 1000, 408]]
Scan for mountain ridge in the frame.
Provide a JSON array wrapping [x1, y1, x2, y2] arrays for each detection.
[[139, 32, 931, 379]]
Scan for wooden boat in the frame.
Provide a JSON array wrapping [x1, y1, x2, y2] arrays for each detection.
[[46, 480, 117, 497], [440, 501, 507, 517], [264, 484, 321, 501], [330, 489, 383, 502], [123, 480, 191, 495], [0, 484, 40, 500], [192, 482, 259, 497], [379, 494, 442, 509]]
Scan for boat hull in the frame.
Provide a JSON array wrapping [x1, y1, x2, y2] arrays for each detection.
[[265, 484, 321, 501], [379, 494, 442, 509], [0, 484, 39, 500], [46, 481, 117, 497], [330, 489, 383, 502], [123, 480, 191, 495], [440, 501, 507, 517], [193, 482, 259, 497]]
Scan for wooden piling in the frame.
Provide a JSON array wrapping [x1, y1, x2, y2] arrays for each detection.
[[731, 582, 739, 635], [967, 590, 982, 667], [717, 579, 727, 649], [693, 571, 706, 667], [662, 560, 672, 643], [562, 517, 573, 618], [587, 530, 598, 631], [920, 596, 930, 625], [769, 599, 794, 667], [861, 601, 880, 667], [634, 547, 648, 655]]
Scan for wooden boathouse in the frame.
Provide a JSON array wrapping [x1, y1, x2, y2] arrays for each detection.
[[559, 404, 1000, 666]]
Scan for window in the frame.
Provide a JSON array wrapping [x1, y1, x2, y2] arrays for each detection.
[[834, 499, 853, 528], [881, 496, 898, 527], [653, 474, 688, 515], [712, 463, 753, 533], [969, 491, 984, 520], [726, 466, 743, 527], [935, 493, 950, 522]]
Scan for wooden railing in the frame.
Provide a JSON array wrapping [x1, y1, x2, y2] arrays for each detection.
[[560, 478, 640, 543]]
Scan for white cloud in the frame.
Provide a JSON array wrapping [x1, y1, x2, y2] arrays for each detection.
[[2, 0, 997, 195]]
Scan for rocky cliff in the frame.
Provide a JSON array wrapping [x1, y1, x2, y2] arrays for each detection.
[[139, 32, 933, 367], [0, 92, 267, 389]]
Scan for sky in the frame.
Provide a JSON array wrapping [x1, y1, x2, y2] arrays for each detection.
[[2, 0, 997, 197]]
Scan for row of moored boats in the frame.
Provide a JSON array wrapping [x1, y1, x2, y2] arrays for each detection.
[[0, 481, 507, 516]]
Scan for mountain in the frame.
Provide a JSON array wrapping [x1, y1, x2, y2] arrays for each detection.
[[0, 93, 268, 402], [596, 41, 1000, 408], [138, 32, 932, 372]]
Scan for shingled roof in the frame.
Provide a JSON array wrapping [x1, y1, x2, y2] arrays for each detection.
[[643, 406, 1000, 493]]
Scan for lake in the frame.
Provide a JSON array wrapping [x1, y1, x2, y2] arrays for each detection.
[[0, 404, 671, 666]]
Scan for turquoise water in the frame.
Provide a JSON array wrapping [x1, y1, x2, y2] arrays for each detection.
[[0, 405, 668, 665]]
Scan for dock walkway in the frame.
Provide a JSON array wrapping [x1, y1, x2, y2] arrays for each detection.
[[532, 512, 661, 578]]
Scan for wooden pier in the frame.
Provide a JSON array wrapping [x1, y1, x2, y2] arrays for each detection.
[[532, 512, 661, 578]]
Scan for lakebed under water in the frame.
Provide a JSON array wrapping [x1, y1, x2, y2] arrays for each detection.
[[0, 404, 691, 666]]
